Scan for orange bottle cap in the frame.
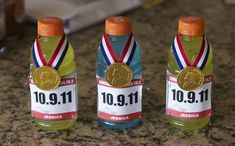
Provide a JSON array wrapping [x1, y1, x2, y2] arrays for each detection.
[[38, 17, 64, 36], [178, 16, 205, 36], [105, 16, 132, 36]]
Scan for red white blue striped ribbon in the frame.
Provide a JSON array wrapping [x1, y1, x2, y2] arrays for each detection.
[[100, 33, 136, 66], [32, 34, 69, 70], [172, 33, 210, 70]]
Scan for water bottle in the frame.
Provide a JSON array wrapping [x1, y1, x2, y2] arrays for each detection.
[[166, 16, 213, 130], [29, 17, 78, 131], [96, 16, 143, 130]]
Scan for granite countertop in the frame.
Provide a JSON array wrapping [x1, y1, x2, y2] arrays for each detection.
[[0, 0, 235, 145]]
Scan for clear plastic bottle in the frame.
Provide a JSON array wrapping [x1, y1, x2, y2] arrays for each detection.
[[96, 16, 142, 130], [166, 16, 213, 130], [29, 17, 77, 131]]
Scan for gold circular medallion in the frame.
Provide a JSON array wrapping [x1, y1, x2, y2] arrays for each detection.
[[177, 67, 204, 91], [32, 66, 61, 90], [105, 63, 133, 87]]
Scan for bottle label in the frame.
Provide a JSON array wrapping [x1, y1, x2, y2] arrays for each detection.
[[166, 73, 212, 119], [29, 73, 78, 121], [97, 78, 143, 122]]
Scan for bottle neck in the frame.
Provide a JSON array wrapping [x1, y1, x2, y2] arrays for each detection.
[[177, 33, 205, 64], [38, 35, 64, 52], [107, 34, 129, 42], [106, 33, 131, 57], [178, 33, 204, 53], [38, 35, 62, 43], [178, 33, 203, 42]]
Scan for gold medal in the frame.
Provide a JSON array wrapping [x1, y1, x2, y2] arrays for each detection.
[[32, 66, 61, 90], [105, 63, 133, 87], [177, 67, 204, 91]]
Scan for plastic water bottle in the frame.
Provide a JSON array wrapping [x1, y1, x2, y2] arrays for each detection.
[[29, 17, 78, 131], [166, 16, 213, 130], [96, 16, 143, 129]]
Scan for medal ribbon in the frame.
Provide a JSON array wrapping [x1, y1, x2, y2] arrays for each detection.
[[100, 33, 136, 66], [32, 34, 69, 70], [172, 33, 210, 70]]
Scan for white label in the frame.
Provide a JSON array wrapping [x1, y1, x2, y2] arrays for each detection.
[[97, 78, 143, 122], [166, 74, 213, 119], [29, 73, 78, 121]]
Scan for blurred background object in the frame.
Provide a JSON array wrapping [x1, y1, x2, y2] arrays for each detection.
[[225, 0, 235, 5], [25, 0, 167, 34], [1, 0, 25, 38], [0, 39, 6, 58], [0, 1, 6, 57], [0, 0, 25, 57], [25, 0, 142, 34]]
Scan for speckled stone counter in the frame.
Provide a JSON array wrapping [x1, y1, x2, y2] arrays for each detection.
[[0, 0, 235, 145]]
